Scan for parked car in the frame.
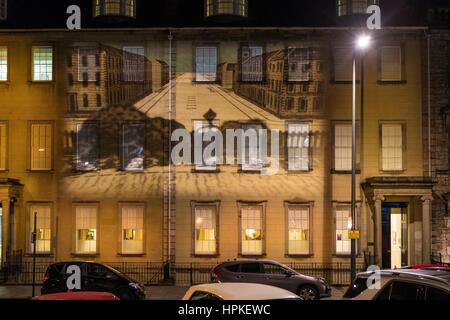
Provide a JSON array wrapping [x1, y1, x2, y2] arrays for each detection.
[[41, 262, 146, 300], [343, 268, 450, 300], [183, 283, 301, 300], [211, 260, 331, 300], [403, 264, 450, 270], [33, 291, 120, 301]]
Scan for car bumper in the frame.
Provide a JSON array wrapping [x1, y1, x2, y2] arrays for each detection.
[[320, 287, 332, 298]]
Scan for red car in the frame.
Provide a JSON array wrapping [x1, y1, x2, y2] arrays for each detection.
[[407, 264, 450, 270], [33, 291, 120, 301]]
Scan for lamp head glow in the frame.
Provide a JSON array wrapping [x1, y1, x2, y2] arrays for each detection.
[[356, 35, 371, 49]]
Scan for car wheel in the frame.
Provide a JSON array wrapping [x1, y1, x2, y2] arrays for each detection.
[[297, 285, 319, 301], [118, 288, 135, 300]]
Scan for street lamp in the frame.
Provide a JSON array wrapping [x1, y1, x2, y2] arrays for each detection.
[[351, 34, 371, 282]]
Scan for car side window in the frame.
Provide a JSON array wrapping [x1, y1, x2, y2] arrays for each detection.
[[190, 291, 222, 301], [425, 287, 450, 300], [377, 281, 425, 301], [239, 263, 262, 274], [225, 264, 240, 273], [263, 263, 288, 275], [87, 264, 117, 279]]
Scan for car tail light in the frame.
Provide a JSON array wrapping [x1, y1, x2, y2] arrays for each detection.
[[211, 266, 221, 281], [43, 270, 50, 282]]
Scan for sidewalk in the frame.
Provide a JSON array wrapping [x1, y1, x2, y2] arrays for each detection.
[[0, 285, 345, 300]]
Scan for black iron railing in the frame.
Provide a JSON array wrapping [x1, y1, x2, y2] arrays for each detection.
[[0, 261, 366, 286]]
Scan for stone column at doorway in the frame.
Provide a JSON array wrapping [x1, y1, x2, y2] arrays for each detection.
[[421, 195, 433, 264], [373, 194, 385, 266]]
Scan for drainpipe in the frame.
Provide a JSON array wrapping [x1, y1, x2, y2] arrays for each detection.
[[167, 31, 173, 277], [427, 32, 432, 177]]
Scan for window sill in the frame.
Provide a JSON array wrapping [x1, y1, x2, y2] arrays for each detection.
[[286, 169, 313, 174], [238, 254, 266, 258], [331, 169, 361, 175], [28, 169, 54, 173], [379, 170, 405, 174], [0, 81, 10, 85], [191, 168, 221, 174], [377, 80, 407, 85], [192, 254, 220, 258], [24, 253, 54, 257], [117, 253, 146, 257], [238, 169, 264, 174], [29, 80, 55, 84], [285, 254, 314, 258]]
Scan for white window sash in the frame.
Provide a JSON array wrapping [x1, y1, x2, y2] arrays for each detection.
[[288, 206, 310, 255], [75, 205, 98, 254], [381, 124, 403, 171], [336, 208, 352, 255], [30, 123, 53, 171], [0, 123, 6, 170], [194, 206, 217, 255], [0, 46, 7, 81], [29, 205, 52, 254], [32, 46, 53, 81], [288, 124, 310, 171], [381, 46, 402, 81], [334, 124, 352, 171], [241, 206, 263, 255], [121, 205, 144, 254], [196, 47, 217, 82]]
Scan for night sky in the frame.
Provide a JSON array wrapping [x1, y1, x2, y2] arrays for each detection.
[[0, 0, 427, 29]]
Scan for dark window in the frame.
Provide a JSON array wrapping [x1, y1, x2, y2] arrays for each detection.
[[262, 263, 288, 275], [241, 46, 263, 82], [425, 287, 450, 300], [239, 263, 262, 274], [87, 264, 117, 279], [343, 277, 368, 298], [190, 291, 222, 301], [377, 281, 425, 301], [96, 94, 102, 107], [225, 264, 240, 273], [122, 123, 145, 171], [76, 123, 98, 171], [83, 94, 89, 108]]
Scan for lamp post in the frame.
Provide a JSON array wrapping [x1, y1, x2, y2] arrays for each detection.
[[351, 35, 371, 281]]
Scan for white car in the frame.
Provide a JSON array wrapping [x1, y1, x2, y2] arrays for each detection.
[[343, 268, 450, 300], [182, 283, 301, 301]]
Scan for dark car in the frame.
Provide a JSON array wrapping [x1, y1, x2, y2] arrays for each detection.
[[211, 260, 331, 300], [41, 262, 146, 300]]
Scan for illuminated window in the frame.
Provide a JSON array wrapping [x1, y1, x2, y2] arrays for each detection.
[[193, 120, 220, 171], [241, 46, 263, 82], [334, 124, 352, 171], [94, 0, 136, 18], [194, 205, 218, 255], [196, 47, 217, 82], [0, 0, 6, 20], [121, 204, 144, 254], [78, 48, 100, 82], [0, 123, 6, 171], [75, 204, 98, 254], [240, 205, 264, 256], [287, 124, 310, 171], [122, 123, 145, 171], [30, 123, 53, 171], [288, 48, 310, 82], [333, 47, 353, 82], [337, 0, 347, 17], [287, 205, 310, 255], [123, 46, 145, 82], [380, 46, 402, 81], [336, 207, 351, 255], [381, 123, 404, 171], [76, 123, 98, 171], [205, 0, 248, 17], [29, 205, 52, 254], [32, 46, 53, 81], [0, 47, 7, 81]]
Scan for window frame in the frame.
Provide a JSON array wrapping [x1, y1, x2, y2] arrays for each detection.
[[75, 121, 99, 172], [194, 45, 219, 83], [121, 121, 146, 172], [240, 44, 265, 83], [285, 122, 312, 172], [118, 202, 145, 256], [192, 119, 221, 173], [0, 0, 7, 20], [331, 46, 356, 83], [93, 0, 136, 18], [284, 201, 314, 257], [240, 122, 268, 173], [333, 202, 360, 257], [28, 121, 54, 172], [191, 201, 220, 257], [378, 44, 406, 84], [73, 203, 100, 256], [379, 121, 407, 173], [30, 45, 54, 83], [27, 202, 53, 255], [237, 201, 267, 257], [287, 47, 311, 83], [332, 121, 360, 173], [122, 46, 146, 82], [0, 46, 9, 82]]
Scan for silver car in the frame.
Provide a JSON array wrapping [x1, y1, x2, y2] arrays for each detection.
[[211, 259, 331, 300]]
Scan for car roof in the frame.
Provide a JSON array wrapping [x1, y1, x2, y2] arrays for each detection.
[[221, 259, 281, 265], [357, 268, 450, 286], [185, 283, 299, 300]]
